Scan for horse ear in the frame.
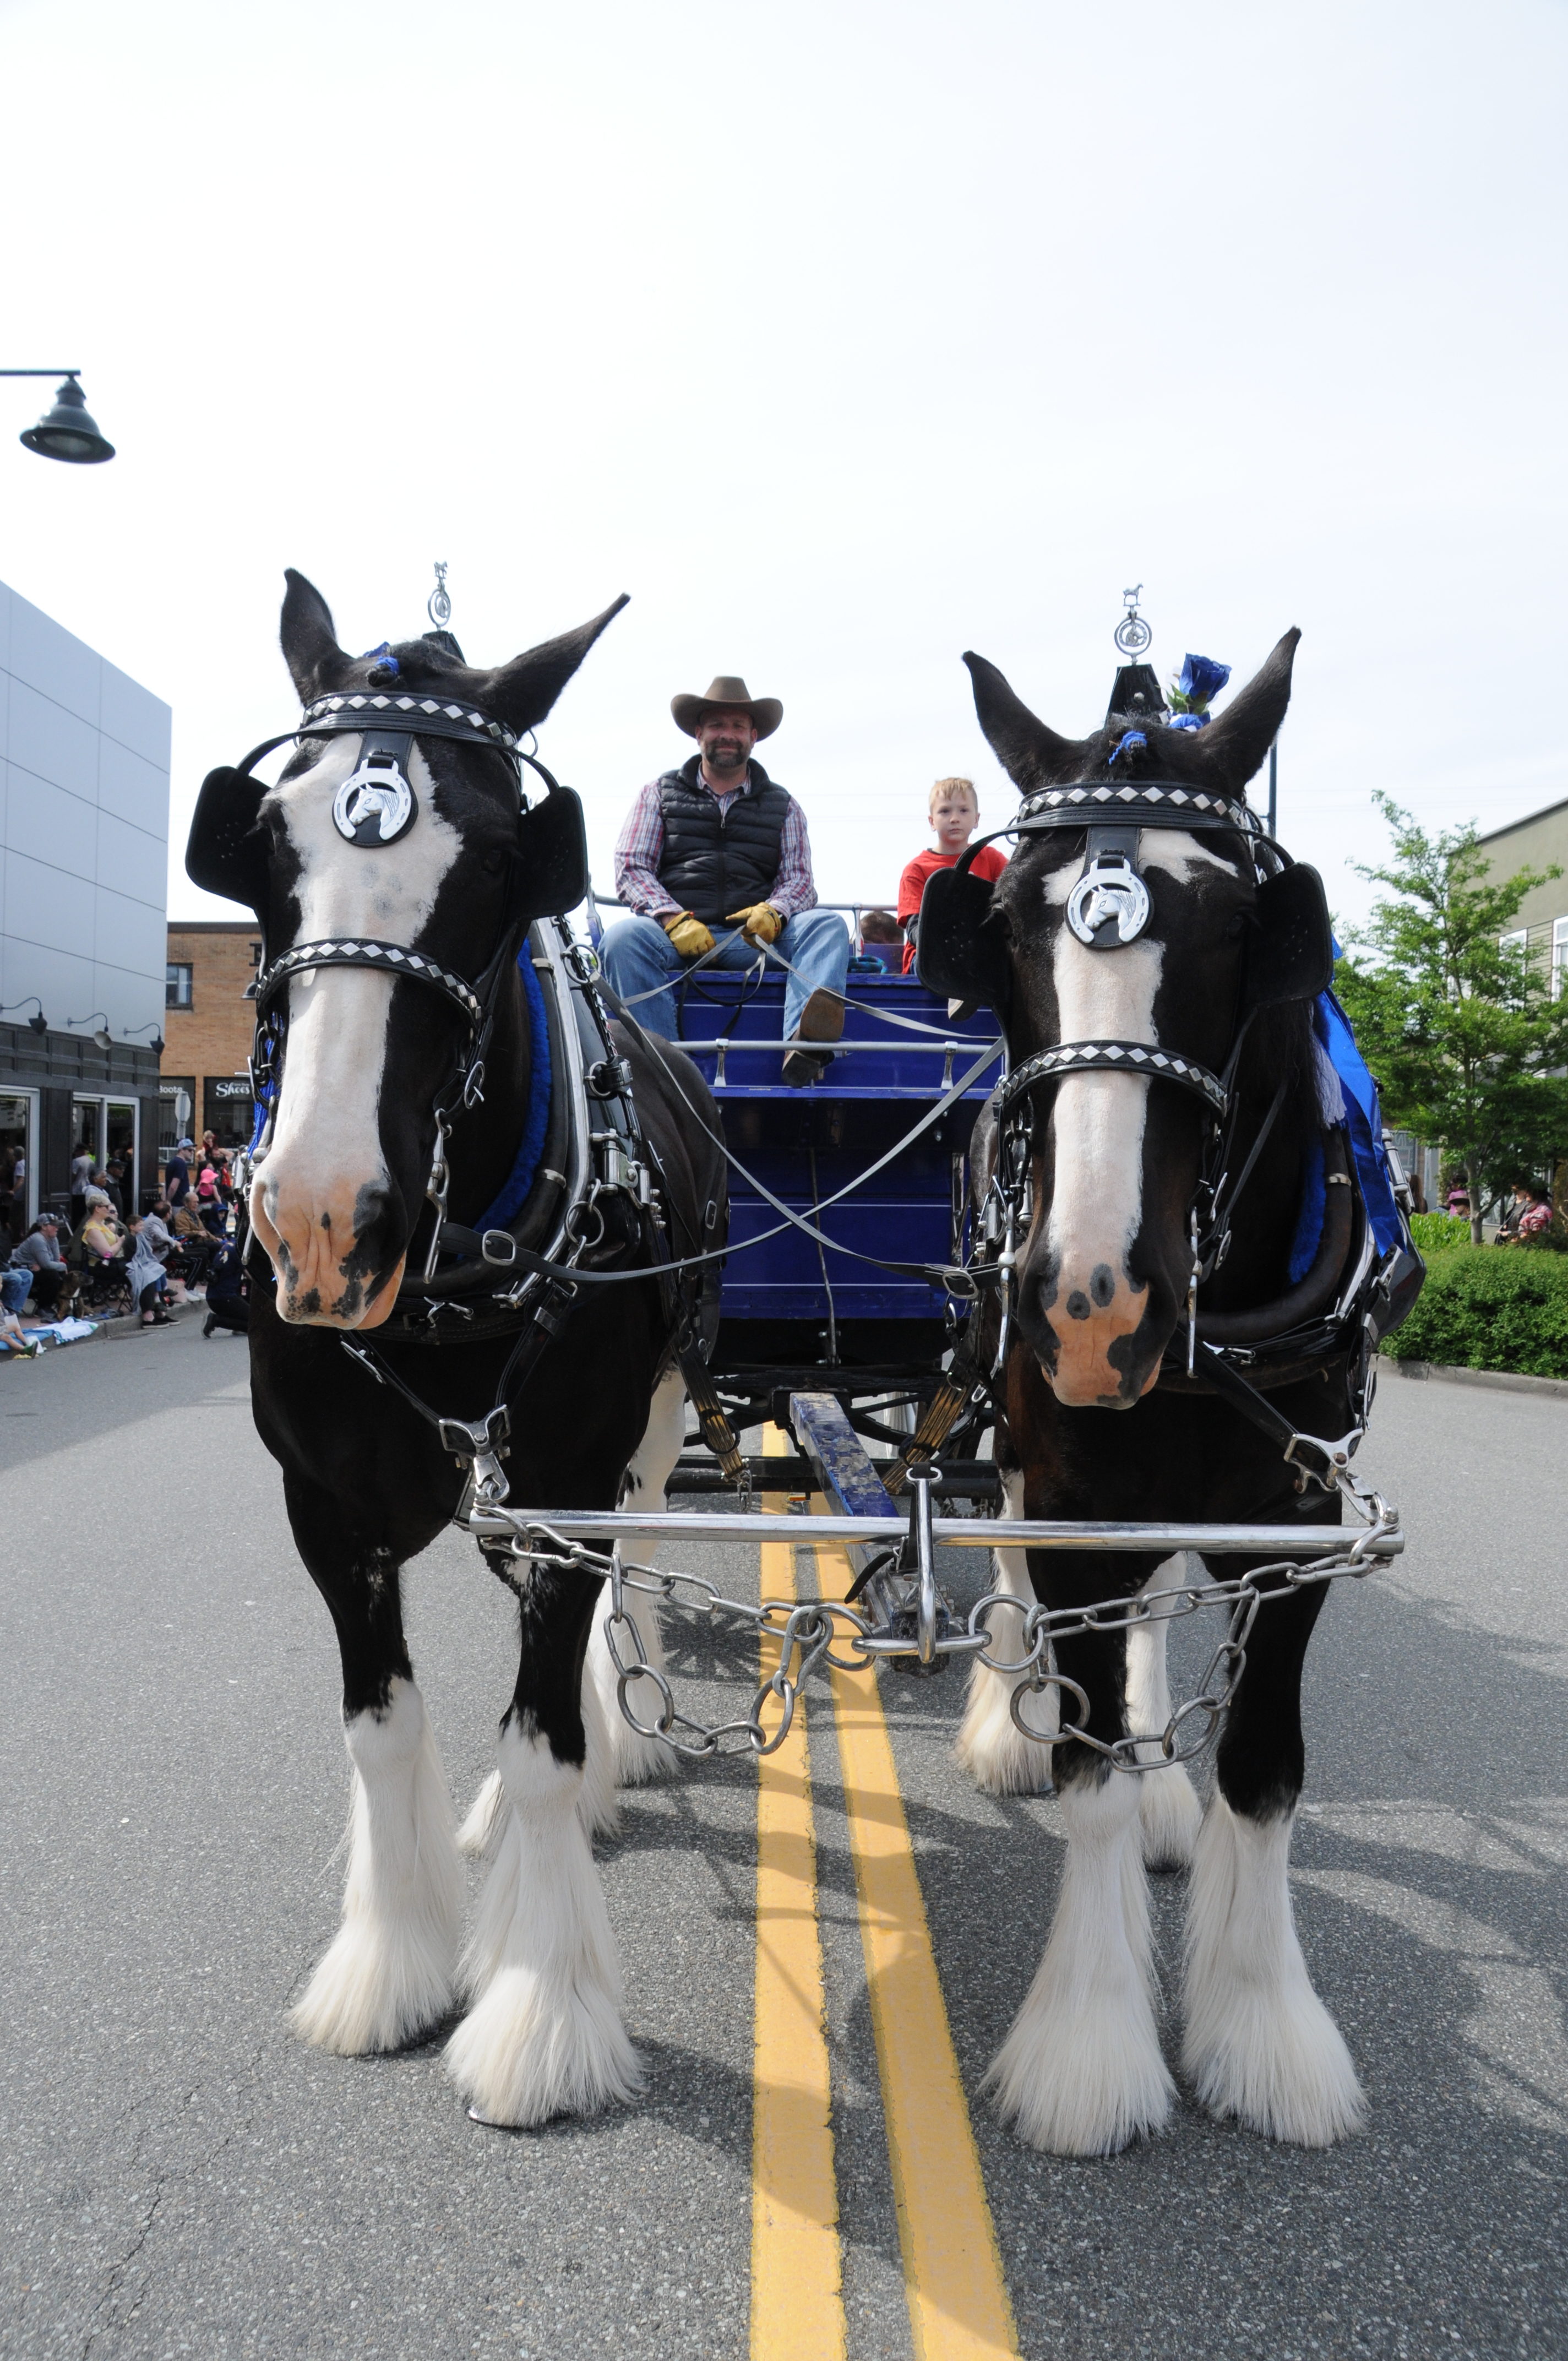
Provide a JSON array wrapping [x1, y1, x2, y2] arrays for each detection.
[[1189, 628, 1300, 795], [476, 595, 630, 736], [962, 653, 1091, 791], [280, 570, 352, 705]]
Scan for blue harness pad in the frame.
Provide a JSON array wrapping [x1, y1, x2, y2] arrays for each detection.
[[1286, 988, 1403, 1281], [473, 948, 553, 1233], [1315, 987, 1402, 1257]]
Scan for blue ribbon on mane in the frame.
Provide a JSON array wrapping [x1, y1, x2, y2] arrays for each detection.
[[471, 945, 553, 1233]]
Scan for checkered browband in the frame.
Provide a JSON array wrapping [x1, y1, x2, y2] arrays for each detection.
[[255, 939, 484, 1029], [995, 1038, 1229, 1121], [1012, 781, 1260, 834], [300, 689, 519, 755]]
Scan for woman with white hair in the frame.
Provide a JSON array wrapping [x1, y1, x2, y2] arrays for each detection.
[[124, 1214, 172, 1328]]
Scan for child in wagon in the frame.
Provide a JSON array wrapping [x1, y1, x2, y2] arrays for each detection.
[[896, 776, 1008, 975]]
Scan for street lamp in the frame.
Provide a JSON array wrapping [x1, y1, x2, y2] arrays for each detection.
[[69, 1010, 115, 1050], [0, 995, 51, 1035], [124, 1020, 165, 1053], [2, 369, 115, 464]]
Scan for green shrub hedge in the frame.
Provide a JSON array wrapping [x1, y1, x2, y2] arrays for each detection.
[[1408, 1212, 1470, 1253], [1386, 1244, 1568, 1379]]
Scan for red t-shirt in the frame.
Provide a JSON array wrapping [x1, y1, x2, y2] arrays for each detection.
[[896, 844, 1009, 972]]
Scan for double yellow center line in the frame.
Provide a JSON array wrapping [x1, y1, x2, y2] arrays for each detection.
[[751, 1436, 1019, 2361]]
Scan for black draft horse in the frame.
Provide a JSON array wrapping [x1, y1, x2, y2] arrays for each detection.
[[193, 574, 722, 2126], [945, 633, 1370, 2155]]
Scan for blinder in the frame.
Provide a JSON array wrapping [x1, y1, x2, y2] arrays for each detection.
[[1242, 861, 1333, 1014], [913, 860, 1012, 1014], [187, 764, 270, 920], [510, 782, 589, 926]]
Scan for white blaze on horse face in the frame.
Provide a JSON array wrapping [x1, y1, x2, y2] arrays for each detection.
[[1037, 833, 1234, 1407], [1039, 851, 1163, 1407], [251, 737, 461, 1329]]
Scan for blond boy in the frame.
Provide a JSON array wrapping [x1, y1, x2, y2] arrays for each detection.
[[896, 777, 1008, 973]]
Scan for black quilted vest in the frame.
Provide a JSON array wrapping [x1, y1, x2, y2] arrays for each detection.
[[656, 757, 791, 927]]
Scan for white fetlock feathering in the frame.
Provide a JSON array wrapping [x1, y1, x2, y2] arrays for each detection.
[[444, 1722, 640, 2128], [956, 1475, 1052, 1794], [986, 1765, 1174, 2153], [291, 1677, 463, 2055], [456, 1767, 504, 1859], [588, 1364, 689, 1791], [1182, 1792, 1364, 2146], [586, 1593, 671, 1791], [576, 1629, 621, 1839], [1128, 1555, 1202, 1871]]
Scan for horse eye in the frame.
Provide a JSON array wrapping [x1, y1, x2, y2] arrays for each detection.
[[478, 848, 508, 879]]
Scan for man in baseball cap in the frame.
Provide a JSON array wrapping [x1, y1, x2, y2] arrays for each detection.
[[599, 676, 848, 1085]]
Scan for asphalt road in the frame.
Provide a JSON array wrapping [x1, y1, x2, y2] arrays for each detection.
[[1, 1324, 1563, 2360]]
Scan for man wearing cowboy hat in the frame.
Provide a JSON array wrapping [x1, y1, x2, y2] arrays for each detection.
[[600, 675, 849, 1085]]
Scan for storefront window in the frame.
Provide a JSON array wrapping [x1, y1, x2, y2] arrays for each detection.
[[204, 1078, 255, 1151], [106, 1101, 138, 1195], [0, 1094, 34, 1244], [70, 1097, 103, 1173]]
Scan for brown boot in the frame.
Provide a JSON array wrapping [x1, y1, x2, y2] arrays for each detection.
[[782, 987, 845, 1087]]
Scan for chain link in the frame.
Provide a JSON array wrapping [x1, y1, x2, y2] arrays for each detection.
[[493, 1487, 1398, 1771]]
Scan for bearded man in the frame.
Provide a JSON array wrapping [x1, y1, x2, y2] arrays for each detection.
[[598, 676, 849, 1086]]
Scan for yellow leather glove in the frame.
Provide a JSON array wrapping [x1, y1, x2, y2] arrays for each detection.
[[727, 901, 785, 945], [663, 911, 715, 958]]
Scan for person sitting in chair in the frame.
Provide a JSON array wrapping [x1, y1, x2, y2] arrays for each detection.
[[598, 677, 850, 1086]]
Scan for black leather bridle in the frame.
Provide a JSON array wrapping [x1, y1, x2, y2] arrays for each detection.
[[239, 693, 569, 1157]]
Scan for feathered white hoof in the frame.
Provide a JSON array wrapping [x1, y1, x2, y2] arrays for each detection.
[[987, 1772, 1173, 2154], [291, 1679, 462, 2054], [1182, 1795, 1364, 2146], [988, 1969, 1174, 2155], [444, 1726, 640, 2128], [1139, 1764, 1202, 1872]]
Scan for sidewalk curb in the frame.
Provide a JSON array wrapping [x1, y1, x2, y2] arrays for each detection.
[[1378, 1354, 1568, 1402]]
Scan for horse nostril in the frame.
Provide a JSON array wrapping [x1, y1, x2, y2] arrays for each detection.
[[1090, 1264, 1115, 1308], [1066, 1290, 1090, 1321]]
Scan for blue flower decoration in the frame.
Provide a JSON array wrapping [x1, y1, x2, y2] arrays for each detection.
[[1108, 730, 1147, 765], [1169, 652, 1229, 714], [1167, 712, 1208, 731], [360, 640, 400, 680]]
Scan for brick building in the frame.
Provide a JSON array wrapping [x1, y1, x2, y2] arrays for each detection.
[[160, 921, 260, 1158]]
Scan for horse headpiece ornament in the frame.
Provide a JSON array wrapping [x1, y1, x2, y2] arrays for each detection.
[[331, 742, 417, 846]]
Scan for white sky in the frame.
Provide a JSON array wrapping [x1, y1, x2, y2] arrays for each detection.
[[2, 0, 1564, 932]]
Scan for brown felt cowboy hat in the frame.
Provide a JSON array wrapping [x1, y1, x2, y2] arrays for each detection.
[[670, 675, 783, 740]]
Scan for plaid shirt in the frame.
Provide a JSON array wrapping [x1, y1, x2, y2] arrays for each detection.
[[613, 768, 817, 921]]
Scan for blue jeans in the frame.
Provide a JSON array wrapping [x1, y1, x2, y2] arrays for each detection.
[[1, 1267, 31, 1315], [598, 910, 851, 1048]]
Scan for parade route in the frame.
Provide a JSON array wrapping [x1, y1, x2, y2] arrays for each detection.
[[1, 1323, 1564, 2359]]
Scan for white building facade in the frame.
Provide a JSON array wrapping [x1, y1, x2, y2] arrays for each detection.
[[0, 579, 171, 1234]]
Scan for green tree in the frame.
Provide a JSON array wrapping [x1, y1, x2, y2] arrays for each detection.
[[1336, 793, 1568, 1244]]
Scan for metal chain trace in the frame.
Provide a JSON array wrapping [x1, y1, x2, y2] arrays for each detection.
[[492, 1479, 1399, 1769]]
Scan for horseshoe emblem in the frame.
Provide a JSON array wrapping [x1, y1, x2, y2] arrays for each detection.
[[332, 755, 416, 847], [1066, 855, 1151, 949]]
